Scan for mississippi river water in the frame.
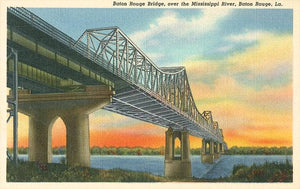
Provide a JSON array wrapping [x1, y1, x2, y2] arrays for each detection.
[[18, 155, 292, 179]]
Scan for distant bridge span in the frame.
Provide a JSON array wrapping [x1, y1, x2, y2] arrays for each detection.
[[7, 7, 226, 177]]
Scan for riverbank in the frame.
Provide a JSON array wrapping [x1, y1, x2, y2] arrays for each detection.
[[7, 160, 166, 182], [7, 160, 292, 182]]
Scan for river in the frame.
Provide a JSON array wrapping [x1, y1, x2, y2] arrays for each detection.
[[17, 155, 292, 179]]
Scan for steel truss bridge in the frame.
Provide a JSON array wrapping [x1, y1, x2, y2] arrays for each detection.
[[7, 7, 225, 144]]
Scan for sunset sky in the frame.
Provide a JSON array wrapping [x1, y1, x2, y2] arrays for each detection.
[[7, 8, 293, 148]]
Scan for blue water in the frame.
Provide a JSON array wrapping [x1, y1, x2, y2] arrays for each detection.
[[18, 155, 292, 179]]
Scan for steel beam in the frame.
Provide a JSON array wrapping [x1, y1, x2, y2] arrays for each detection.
[[7, 47, 18, 167]]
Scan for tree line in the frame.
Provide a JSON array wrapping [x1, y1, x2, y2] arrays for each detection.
[[8, 146, 292, 156], [225, 146, 292, 155]]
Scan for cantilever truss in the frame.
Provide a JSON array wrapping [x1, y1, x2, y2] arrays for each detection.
[[74, 27, 224, 142]]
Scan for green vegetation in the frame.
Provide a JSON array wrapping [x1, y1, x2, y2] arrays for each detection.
[[7, 160, 166, 182], [225, 146, 292, 155], [7, 159, 292, 182], [8, 147, 29, 154], [226, 160, 293, 182], [90, 146, 164, 155], [8, 146, 292, 156]]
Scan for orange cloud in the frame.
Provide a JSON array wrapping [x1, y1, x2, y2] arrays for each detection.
[[183, 39, 292, 148], [90, 130, 165, 148], [224, 128, 292, 147]]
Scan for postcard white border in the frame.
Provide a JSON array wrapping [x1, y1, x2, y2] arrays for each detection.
[[0, 0, 299, 188]]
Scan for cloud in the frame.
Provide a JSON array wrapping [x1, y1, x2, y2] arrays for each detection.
[[189, 74, 292, 121], [248, 83, 293, 110], [226, 30, 270, 43], [216, 45, 234, 52], [183, 56, 292, 147], [147, 52, 165, 62], [130, 9, 232, 46], [185, 32, 292, 89], [225, 128, 292, 147], [183, 57, 220, 83], [226, 33, 292, 78]]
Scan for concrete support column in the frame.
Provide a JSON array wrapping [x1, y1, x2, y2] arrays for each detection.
[[165, 128, 173, 161], [63, 113, 90, 167], [220, 143, 225, 154], [201, 139, 206, 154], [181, 131, 190, 161], [215, 142, 221, 159], [164, 128, 191, 178], [16, 86, 114, 168], [201, 139, 215, 164], [28, 113, 55, 163], [210, 141, 214, 155]]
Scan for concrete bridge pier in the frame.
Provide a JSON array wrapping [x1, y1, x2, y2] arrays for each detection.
[[201, 139, 215, 164], [28, 110, 92, 167], [62, 113, 90, 167], [220, 143, 225, 154], [164, 128, 191, 178], [28, 111, 56, 163], [12, 86, 114, 167], [214, 142, 221, 159]]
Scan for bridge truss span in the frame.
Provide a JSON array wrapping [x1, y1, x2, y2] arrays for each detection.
[[74, 27, 224, 143], [7, 7, 224, 143]]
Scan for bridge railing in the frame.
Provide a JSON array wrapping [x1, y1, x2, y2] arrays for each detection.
[[8, 7, 223, 141], [8, 8, 89, 60]]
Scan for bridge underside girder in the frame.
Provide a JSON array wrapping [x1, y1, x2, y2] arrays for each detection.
[[7, 72, 63, 94], [104, 86, 222, 142]]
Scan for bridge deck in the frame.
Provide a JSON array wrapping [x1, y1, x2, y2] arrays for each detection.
[[7, 7, 224, 143]]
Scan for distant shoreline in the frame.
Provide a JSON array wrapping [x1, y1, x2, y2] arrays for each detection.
[[9, 146, 293, 156]]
